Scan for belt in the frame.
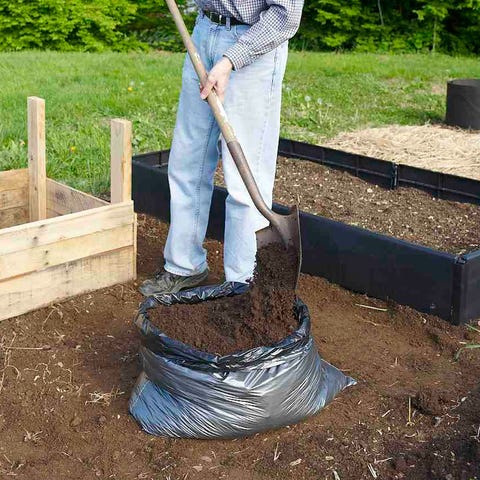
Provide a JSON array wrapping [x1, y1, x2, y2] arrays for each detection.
[[202, 10, 248, 27]]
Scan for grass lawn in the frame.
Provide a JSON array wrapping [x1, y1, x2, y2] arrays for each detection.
[[1, 50, 479, 194]]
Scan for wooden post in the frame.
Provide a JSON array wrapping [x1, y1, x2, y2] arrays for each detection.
[[110, 119, 132, 204], [28, 96, 47, 221]]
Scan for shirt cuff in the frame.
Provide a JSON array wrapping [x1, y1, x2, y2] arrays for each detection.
[[224, 43, 253, 71]]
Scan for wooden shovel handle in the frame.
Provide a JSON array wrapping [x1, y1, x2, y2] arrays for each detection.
[[165, 0, 275, 222]]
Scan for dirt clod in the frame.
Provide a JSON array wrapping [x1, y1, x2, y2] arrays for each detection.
[[392, 456, 408, 472], [412, 389, 446, 416]]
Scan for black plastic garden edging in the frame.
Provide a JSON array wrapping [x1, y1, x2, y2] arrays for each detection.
[[132, 141, 480, 325], [277, 138, 480, 205]]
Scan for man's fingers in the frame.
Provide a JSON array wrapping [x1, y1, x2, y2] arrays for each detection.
[[200, 58, 232, 102], [200, 75, 216, 99], [216, 87, 225, 102]]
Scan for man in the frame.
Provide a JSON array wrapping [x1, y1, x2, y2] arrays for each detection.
[[140, 0, 304, 296]]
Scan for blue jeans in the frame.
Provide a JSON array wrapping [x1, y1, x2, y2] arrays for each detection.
[[164, 14, 288, 282]]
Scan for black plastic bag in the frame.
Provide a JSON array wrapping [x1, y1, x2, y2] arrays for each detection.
[[129, 282, 356, 439]]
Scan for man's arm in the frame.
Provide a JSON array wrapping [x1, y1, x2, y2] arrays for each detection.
[[224, 0, 304, 71], [200, 0, 303, 101]]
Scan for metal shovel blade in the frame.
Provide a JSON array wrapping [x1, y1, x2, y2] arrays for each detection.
[[255, 205, 302, 290]]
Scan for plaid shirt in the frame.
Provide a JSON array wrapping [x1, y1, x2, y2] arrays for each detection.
[[195, 0, 304, 70]]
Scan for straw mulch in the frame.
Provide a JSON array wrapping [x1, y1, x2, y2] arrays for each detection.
[[323, 124, 480, 180]]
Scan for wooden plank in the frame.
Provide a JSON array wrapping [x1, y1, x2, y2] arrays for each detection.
[[132, 212, 138, 279], [111, 119, 132, 204], [46, 178, 108, 215], [0, 201, 134, 256], [47, 208, 61, 219], [0, 247, 135, 321], [0, 189, 28, 210], [0, 169, 29, 192], [0, 224, 134, 281], [28, 97, 47, 221], [0, 207, 28, 229]]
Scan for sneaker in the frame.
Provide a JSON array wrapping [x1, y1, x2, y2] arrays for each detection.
[[139, 268, 209, 296]]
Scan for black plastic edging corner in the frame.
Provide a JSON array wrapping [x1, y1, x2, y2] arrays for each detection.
[[134, 150, 170, 167], [451, 256, 468, 325], [456, 250, 480, 324]]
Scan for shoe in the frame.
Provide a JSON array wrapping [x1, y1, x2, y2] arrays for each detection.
[[139, 268, 209, 296]]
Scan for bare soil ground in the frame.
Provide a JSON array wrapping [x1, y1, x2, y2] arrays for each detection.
[[0, 214, 479, 480]]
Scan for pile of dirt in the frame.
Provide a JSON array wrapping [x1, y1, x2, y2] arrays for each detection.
[[147, 243, 298, 355]]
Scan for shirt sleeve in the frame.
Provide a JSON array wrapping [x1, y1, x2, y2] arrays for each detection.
[[223, 0, 304, 71]]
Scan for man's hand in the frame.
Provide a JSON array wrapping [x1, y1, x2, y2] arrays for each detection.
[[200, 57, 233, 103]]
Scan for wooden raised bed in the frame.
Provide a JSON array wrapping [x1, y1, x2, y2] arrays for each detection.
[[0, 97, 137, 321]]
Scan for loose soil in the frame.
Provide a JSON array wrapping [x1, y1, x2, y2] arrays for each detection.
[[0, 214, 479, 480], [147, 244, 297, 356], [275, 157, 480, 254], [215, 158, 480, 254]]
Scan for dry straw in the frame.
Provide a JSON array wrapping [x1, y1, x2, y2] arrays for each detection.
[[324, 124, 480, 180]]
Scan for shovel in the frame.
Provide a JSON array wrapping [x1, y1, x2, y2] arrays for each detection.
[[165, 0, 302, 289]]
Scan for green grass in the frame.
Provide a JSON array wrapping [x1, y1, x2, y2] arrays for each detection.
[[455, 324, 480, 360], [1, 51, 479, 194]]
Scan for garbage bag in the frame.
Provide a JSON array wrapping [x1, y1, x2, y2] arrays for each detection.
[[129, 282, 356, 439]]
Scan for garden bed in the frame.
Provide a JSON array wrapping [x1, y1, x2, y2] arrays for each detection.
[[0, 98, 136, 322], [132, 146, 480, 324], [0, 213, 479, 479], [224, 157, 480, 255]]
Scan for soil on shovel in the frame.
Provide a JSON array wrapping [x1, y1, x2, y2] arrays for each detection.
[[147, 244, 298, 356]]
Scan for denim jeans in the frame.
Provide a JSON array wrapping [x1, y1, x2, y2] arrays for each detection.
[[164, 14, 288, 282]]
